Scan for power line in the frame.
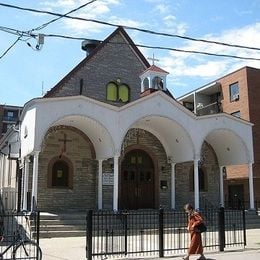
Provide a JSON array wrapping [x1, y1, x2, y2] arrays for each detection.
[[0, 36, 21, 59], [1, 25, 260, 62], [42, 33, 260, 61], [0, 2, 260, 52], [31, 0, 97, 32]]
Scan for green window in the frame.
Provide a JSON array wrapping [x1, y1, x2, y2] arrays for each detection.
[[106, 82, 130, 103], [107, 82, 117, 101], [118, 84, 129, 102]]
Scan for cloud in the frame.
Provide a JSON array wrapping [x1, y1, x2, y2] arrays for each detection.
[[159, 22, 260, 83], [40, 0, 122, 33]]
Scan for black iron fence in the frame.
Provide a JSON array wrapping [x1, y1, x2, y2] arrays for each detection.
[[0, 211, 40, 259], [86, 208, 246, 259]]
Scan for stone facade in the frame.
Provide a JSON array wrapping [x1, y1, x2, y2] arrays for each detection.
[[46, 32, 147, 106], [37, 126, 97, 212]]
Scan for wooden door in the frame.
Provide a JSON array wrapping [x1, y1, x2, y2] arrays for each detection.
[[121, 150, 155, 210]]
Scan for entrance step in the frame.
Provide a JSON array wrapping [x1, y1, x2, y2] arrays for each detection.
[[245, 210, 260, 229], [35, 212, 86, 238]]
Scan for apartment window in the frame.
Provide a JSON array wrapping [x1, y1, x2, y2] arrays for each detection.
[[229, 82, 239, 102], [231, 111, 241, 118]]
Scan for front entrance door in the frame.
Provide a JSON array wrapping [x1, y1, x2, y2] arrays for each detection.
[[228, 184, 244, 209], [121, 149, 155, 210]]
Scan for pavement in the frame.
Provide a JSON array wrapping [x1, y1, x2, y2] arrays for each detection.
[[39, 228, 260, 260]]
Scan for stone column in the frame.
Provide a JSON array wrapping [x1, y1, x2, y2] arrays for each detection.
[[194, 159, 199, 210], [219, 166, 225, 207], [22, 157, 30, 211], [248, 163, 255, 210], [113, 155, 119, 211], [98, 159, 103, 210], [31, 151, 40, 211]]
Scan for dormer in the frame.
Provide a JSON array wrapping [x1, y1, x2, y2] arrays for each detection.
[[140, 65, 169, 97]]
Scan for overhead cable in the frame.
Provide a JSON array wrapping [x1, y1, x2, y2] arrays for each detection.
[[0, 2, 260, 52]]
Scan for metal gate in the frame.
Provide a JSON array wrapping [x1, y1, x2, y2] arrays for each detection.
[[86, 208, 246, 259]]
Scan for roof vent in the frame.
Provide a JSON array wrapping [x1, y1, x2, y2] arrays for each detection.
[[81, 39, 100, 56]]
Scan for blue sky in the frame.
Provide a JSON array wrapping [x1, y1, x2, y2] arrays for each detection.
[[1, 0, 260, 106]]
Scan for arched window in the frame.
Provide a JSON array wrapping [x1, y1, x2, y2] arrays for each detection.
[[106, 82, 117, 101], [143, 78, 149, 90], [118, 84, 129, 102], [152, 76, 163, 89], [189, 166, 207, 191], [106, 82, 130, 103], [48, 157, 73, 189]]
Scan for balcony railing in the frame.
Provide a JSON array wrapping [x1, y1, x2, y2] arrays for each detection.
[[2, 116, 18, 122], [196, 102, 222, 116]]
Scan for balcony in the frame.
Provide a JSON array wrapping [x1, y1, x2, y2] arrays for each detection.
[[196, 101, 222, 116], [2, 116, 18, 122]]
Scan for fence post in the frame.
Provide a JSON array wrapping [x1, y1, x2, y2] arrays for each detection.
[[123, 211, 128, 256], [242, 208, 247, 246], [86, 210, 93, 260], [218, 207, 225, 251], [159, 208, 164, 257]]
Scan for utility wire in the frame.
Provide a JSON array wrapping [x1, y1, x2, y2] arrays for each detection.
[[0, 36, 21, 59], [43, 33, 260, 61], [31, 0, 97, 32], [0, 2, 260, 52], [1, 25, 260, 62]]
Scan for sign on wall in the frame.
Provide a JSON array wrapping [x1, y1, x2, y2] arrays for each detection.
[[103, 172, 114, 185]]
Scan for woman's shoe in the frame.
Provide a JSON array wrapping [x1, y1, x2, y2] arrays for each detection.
[[197, 255, 206, 260]]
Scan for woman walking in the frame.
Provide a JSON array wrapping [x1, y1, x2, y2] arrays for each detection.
[[183, 203, 206, 260]]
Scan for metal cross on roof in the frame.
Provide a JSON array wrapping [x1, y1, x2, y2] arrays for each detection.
[[147, 53, 159, 65]]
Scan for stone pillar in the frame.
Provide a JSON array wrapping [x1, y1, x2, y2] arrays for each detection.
[[219, 166, 225, 207], [31, 151, 40, 211], [171, 162, 176, 209], [22, 157, 30, 211], [194, 159, 199, 210], [113, 155, 119, 211], [248, 163, 255, 210], [98, 159, 103, 210]]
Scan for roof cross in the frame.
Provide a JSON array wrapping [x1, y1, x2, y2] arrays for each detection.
[[147, 53, 159, 65]]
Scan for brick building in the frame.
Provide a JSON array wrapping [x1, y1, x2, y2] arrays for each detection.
[[178, 66, 260, 208], [0, 27, 255, 213], [0, 104, 22, 136]]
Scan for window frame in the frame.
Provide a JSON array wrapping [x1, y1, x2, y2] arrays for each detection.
[[48, 156, 73, 189], [229, 82, 239, 102], [106, 81, 130, 103]]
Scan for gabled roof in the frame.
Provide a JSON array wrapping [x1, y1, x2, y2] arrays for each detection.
[[44, 27, 150, 97], [141, 64, 169, 75]]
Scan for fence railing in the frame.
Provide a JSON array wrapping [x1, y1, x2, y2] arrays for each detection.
[[86, 208, 246, 259]]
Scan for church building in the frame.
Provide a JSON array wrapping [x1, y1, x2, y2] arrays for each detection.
[[0, 27, 255, 213]]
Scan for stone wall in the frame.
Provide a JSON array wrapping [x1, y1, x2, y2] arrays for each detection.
[[37, 126, 97, 212]]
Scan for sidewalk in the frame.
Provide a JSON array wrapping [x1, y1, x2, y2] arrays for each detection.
[[39, 229, 260, 260]]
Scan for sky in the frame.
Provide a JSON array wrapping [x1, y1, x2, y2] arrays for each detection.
[[1, 0, 260, 106]]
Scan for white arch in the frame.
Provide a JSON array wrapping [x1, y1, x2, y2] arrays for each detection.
[[38, 114, 115, 160], [119, 115, 196, 163]]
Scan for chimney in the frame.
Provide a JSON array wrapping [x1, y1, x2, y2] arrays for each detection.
[[81, 39, 100, 56]]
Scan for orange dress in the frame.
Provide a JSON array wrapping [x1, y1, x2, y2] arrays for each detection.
[[187, 211, 204, 255]]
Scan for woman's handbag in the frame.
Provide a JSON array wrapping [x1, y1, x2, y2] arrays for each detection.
[[195, 222, 207, 233]]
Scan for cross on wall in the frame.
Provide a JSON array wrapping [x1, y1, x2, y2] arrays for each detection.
[[58, 133, 72, 158]]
